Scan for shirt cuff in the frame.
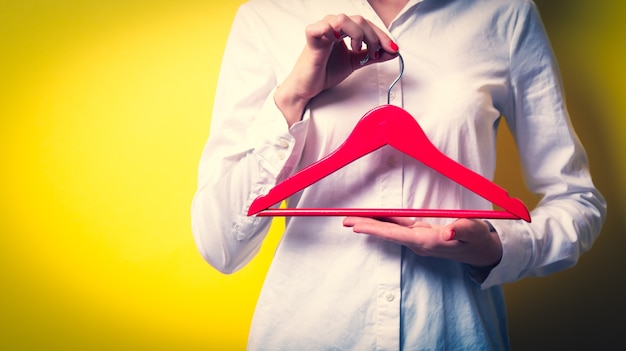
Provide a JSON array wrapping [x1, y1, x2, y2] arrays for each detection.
[[246, 88, 309, 179], [478, 220, 532, 289]]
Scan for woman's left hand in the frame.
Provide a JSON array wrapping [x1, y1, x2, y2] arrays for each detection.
[[343, 217, 503, 268]]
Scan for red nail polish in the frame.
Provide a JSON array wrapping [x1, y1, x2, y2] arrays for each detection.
[[390, 41, 399, 51], [449, 229, 456, 240], [334, 30, 341, 39], [374, 50, 380, 59]]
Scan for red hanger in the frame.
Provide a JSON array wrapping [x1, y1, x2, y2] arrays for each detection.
[[247, 55, 531, 222]]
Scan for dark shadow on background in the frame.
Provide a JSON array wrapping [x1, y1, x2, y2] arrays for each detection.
[[494, 1, 625, 349]]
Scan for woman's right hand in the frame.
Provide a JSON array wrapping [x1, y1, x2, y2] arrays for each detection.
[[275, 14, 400, 127]]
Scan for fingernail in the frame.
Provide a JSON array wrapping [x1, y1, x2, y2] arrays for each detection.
[[390, 41, 399, 51], [334, 30, 341, 39], [448, 229, 456, 241]]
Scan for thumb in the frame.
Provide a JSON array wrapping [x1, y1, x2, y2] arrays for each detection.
[[441, 219, 491, 242], [441, 219, 469, 242], [441, 226, 457, 242]]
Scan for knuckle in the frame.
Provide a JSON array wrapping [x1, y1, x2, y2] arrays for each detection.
[[334, 13, 349, 23], [351, 15, 366, 25], [304, 23, 318, 35]]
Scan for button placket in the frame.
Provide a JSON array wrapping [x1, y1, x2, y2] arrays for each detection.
[[275, 138, 290, 161]]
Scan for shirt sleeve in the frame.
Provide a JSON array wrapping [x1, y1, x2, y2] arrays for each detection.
[[481, 1, 606, 288], [191, 4, 309, 274]]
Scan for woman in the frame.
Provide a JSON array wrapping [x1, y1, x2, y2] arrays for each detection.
[[191, 0, 606, 349]]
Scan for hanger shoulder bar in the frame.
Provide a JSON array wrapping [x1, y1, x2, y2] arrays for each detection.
[[247, 110, 391, 216], [370, 105, 530, 222]]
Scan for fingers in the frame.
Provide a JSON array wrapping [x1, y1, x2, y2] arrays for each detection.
[[360, 18, 399, 56], [293, 13, 399, 102], [343, 217, 457, 259], [334, 15, 380, 55], [343, 217, 502, 267], [344, 216, 425, 228], [343, 216, 418, 245], [304, 20, 342, 49], [316, 14, 399, 57], [343, 216, 458, 246], [392, 216, 420, 227]]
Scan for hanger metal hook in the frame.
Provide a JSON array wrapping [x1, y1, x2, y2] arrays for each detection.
[[387, 53, 404, 104]]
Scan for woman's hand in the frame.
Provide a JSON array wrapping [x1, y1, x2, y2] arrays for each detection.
[[275, 14, 399, 127], [342, 217, 503, 269]]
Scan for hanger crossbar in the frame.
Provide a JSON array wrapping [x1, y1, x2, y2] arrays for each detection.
[[255, 208, 520, 219]]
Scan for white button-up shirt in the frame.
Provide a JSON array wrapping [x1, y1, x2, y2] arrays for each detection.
[[191, 0, 606, 349]]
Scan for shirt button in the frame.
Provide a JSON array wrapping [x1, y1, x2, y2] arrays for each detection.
[[389, 92, 396, 101], [277, 139, 289, 148], [385, 293, 395, 302], [277, 151, 286, 160], [387, 156, 397, 167]]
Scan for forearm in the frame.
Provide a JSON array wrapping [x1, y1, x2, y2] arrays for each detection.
[[274, 83, 309, 128], [191, 90, 311, 273], [481, 118, 606, 287], [191, 154, 273, 274], [192, 68, 314, 274]]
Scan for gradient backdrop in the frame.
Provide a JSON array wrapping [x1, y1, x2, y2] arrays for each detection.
[[1, 1, 624, 350]]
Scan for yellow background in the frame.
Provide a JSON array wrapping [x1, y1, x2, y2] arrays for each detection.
[[1, 1, 624, 350]]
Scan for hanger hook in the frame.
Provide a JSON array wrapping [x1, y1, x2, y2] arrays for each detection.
[[387, 53, 404, 104]]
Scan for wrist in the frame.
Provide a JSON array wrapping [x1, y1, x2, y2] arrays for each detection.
[[483, 220, 503, 268], [274, 84, 310, 128], [465, 220, 502, 278]]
